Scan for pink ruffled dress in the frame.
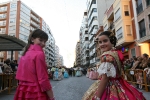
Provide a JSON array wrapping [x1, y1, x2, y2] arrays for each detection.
[[14, 44, 52, 100]]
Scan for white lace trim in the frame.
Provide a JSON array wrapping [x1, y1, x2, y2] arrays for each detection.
[[97, 62, 116, 77]]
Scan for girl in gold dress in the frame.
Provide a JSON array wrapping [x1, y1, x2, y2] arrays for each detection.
[[82, 31, 145, 100]]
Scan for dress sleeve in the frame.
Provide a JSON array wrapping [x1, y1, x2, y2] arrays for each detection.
[[97, 62, 116, 77], [35, 52, 52, 92]]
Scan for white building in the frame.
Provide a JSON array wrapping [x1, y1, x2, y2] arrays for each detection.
[[87, 0, 114, 66], [59, 55, 64, 66], [0, 0, 56, 65], [79, 11, 89, 67]]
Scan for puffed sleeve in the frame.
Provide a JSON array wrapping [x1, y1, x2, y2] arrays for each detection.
[[97, 55, 116, 77], [35, 52, 52, 92]]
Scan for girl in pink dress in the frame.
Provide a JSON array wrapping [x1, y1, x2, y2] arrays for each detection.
[[82, 31, 145, 100], [14, 29, 55, 100]]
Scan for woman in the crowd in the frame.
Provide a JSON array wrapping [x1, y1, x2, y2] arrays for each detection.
[[75, 67, 82, 77]]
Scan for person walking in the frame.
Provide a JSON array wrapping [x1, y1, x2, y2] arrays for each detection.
[[14, 29, 54, 100]]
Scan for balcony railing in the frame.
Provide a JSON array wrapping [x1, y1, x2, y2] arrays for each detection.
[[136, 3, 143, 15], [139, 28, 146, 38], [147, 0, 150, 6]]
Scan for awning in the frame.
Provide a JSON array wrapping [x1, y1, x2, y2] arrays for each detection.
[[0, 34, 26, 51]]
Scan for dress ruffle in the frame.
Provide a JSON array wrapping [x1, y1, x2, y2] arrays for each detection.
[[97, 62, 116, 77], [14, 81, 49, 100]]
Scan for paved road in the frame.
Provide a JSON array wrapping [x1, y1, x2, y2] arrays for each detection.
[[0, 76, 150, 100]]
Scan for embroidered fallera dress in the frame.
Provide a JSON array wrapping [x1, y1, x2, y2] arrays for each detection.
[[82, 50, 146, 100], [14, 44, 52, 100]]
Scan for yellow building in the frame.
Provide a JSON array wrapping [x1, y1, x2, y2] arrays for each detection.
[[103, 0, 139, 59]]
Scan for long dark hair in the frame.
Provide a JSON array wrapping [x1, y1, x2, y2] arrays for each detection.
[[22, 29, 48, 56], [99, 31, 117, 47]]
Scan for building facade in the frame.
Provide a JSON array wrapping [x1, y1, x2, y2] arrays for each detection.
[[54, 45, 60, 67], [86, 0, 114, 66], [0, 0, 56, 66], [132, 0, 150, 56], [102, 0, 150, 59], [79, 11, 90, 67], [59, 55, 64, 66], [75, 42, 81, 67]]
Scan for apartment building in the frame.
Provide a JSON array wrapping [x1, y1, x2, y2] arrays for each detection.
[[87, 0, 114, 66], [59, 55, 64, 66], [102, 0, 137, 59], [79, 11, 90, 67], [132, 0, 150, 56], [55, 45, 60, 67], [0, 0, 56, 65], [75, 42, 81, 67]]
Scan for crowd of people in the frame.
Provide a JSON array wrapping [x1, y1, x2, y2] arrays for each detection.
[[123, 53, 150, 89], [86, 67, 98, 80], [47, 66, 86, 80], [0, 59, 18, 74]]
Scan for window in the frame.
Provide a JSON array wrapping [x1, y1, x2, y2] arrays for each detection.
[[85, 37, 88, 41], [88, 8, 97, 21], [126, 25, 132, 36], [136, 0, 143, 15], [11, 3, 17, 8], [0, 14, 6, 18], [20, 18, 30, 27], [131, 48, 136, 58], [10, 11, 16, 16], [20, 26, 30, 34], [147, 0, 150, 6], [0, 6, 7, 11], [116, 27, 123, 40], [10, 18, 16, 23], [124, 5, 129, 16], [88, 0, 96, 13], [115, 8, 121, 21], [9, 26, 16, 31], [19, 34, 28, 41], [139, 19, 146, 38], [20, 11, 30, 21], [21, 4, 30, 15]]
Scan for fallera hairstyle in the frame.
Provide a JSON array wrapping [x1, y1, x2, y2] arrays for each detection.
[[99, 31, 117, 47], [22, 29, 48, 56]]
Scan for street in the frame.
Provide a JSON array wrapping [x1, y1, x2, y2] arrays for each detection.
[[0, 76, 150, 100]]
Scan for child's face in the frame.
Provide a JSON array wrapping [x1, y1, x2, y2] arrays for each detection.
[[98, 35, 113, 52], [32, 38, 47, 48]]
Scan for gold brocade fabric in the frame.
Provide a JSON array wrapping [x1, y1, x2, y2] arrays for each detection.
[[82, 80, 100, 100], [82, 51, 121, 100]]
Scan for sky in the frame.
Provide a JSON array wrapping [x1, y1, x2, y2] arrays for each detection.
[[1, 0, 87, 68]]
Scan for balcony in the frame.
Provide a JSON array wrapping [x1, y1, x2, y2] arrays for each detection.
[[31, 14, 40, 23], [31, 21, 40, 28], [0, 7, 7, 13], [136, 3, 143, 15], [0, 22, 6, 27], [89, 40, 95, 48], [147, 0, 150, 6], [139, 28, 146, 38], [0, 30, 6, 34]]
